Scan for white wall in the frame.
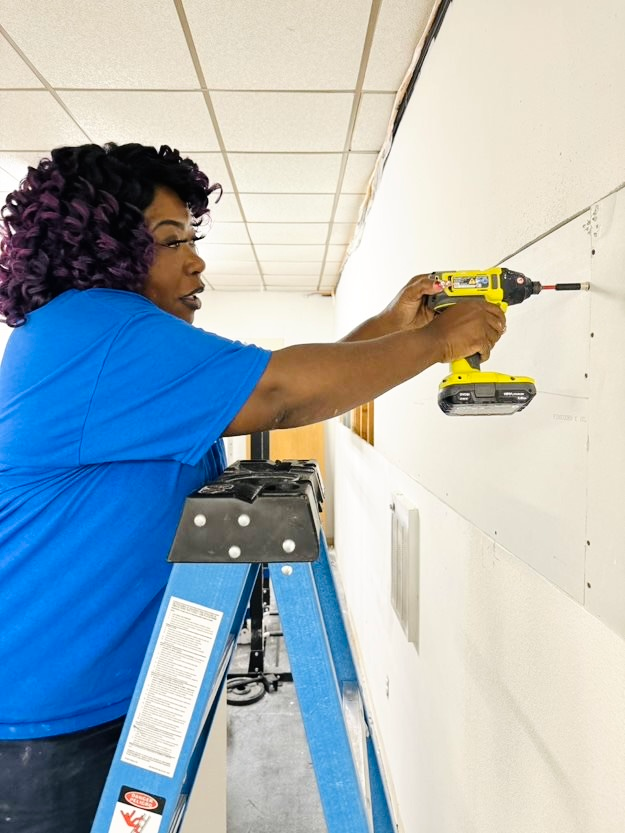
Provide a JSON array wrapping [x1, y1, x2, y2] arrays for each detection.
[[196, 289, 335, 347], [197, 290, 337, 531], [334, 1, 625, 831]]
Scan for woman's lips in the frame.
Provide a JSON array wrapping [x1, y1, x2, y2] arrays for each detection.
[[180, 294, 202, 311]]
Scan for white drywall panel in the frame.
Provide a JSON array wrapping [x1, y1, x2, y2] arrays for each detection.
[[370, 212, 592, 600], [335, 0, 625, 620], [585, 189, 625, 635], [333, 436, 625, 833], [376, 0, 625, 266], [332, 0, 625, 829]]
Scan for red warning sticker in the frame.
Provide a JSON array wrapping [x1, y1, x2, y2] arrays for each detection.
[[106, 786, 165, 832], [123, 791, 159, 811]]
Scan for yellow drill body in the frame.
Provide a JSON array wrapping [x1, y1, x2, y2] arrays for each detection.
[[427, 268, 539, 416]]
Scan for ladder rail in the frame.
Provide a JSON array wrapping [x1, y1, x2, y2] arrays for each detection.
[[270, 536, 395, 833], [91, 562, 259, 833], [311, 539, 396, 833], [270, 554, 372, 833]]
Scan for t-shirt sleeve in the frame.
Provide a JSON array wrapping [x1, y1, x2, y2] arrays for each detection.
[[80, 308, 272, 466]]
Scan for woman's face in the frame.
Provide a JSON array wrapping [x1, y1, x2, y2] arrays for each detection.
[[143, 187, 206, 323]]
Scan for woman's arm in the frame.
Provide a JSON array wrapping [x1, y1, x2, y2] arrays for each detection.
[[340, 274, 440, 342], [223, 293, 505, 435]]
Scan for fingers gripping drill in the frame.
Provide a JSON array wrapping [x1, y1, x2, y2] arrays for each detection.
[[427, 268, 590, 416]]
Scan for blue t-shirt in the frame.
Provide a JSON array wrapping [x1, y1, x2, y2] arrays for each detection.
[[0, 289, 271, 739]]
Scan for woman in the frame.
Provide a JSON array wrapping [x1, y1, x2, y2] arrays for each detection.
[[0, 143, 504, 832]]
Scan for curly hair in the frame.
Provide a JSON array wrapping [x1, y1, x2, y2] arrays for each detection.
[[0, 143, 222, 326]]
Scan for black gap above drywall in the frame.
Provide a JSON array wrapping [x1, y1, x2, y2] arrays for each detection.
[[392, 0, 454, 140]]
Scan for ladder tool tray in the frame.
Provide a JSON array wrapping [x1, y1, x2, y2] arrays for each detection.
[[170, 459, 324, 564]]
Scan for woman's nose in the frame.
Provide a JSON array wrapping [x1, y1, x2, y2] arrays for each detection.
[[188, 249, 206, 275]]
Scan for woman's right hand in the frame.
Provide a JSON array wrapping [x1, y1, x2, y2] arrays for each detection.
[[425, 300, 507, 364]]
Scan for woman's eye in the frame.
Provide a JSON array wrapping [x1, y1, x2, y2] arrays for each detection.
[[162, 235, 204, 249]]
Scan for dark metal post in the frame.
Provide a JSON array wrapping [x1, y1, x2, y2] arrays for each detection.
[[247, 432, 270, 674]]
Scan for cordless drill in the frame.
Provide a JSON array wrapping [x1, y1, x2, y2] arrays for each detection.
[[426, 267, 589, 416]]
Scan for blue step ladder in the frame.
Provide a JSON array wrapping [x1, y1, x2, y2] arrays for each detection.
[[91, 460, 396, 833]]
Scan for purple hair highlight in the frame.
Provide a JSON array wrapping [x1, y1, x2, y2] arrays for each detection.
[[0, 144, 221, 327]]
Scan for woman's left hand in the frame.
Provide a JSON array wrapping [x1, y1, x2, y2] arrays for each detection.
[[379, 273, 443, 333]]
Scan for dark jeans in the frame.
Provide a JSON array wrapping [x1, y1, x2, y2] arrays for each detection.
[[0, 717, 125, 833]]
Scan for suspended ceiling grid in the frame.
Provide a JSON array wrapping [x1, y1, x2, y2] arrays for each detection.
[[0, 0, 436, 293]]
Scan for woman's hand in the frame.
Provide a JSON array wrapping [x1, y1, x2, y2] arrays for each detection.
[[378, 273, 443, 333], [426, 300, 506, 363], [341, 273, 443, 343]]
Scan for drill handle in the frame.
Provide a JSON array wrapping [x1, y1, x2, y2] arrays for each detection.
[[451, 355, 481, 374]]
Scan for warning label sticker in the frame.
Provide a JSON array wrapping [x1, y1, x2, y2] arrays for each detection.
[[121, 596, 223, 777], [107, 786, 165, 832]]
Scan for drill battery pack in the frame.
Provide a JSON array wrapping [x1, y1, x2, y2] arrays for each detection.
[[438, 369, 536, 416]]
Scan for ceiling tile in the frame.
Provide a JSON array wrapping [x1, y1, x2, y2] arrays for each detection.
[[335, 194, 364, 223], [248, 223, 328, 245], [265, 276, 319, 288], [255, 245, 325, 262], [265, 286, 317, 292], [205, 260, 259, 276], [364, 0, 433, 91], [320, 275, 339, 291], [0, 91, 88, 149], [183, 152, 234, 192], [327, 244, 347, 262], [228, 153, 341, 193], [211, 92, 352, 152], [0, 151, 51, 178], [342, 153, 378, 192], [261, 262, 321, 276], [203, 223, 249, 244], [185, 0, 370, 90], [0, 2, 430, 295], [351, 93, 395, 151], [329, 223, 356, 245], [0, 0, 199, 88], [322, 263, 342, 278], [210, 276, 262, 288], [0, 170, 18, 192], [209, 196, 243, 222], [58, 91, 218, 150], [199, 243, 256, 261], [240, 194, 333, 223], [0, 36, 43, 88]]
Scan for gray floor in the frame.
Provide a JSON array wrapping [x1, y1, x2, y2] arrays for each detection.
[[226, 611, 327, 833]]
